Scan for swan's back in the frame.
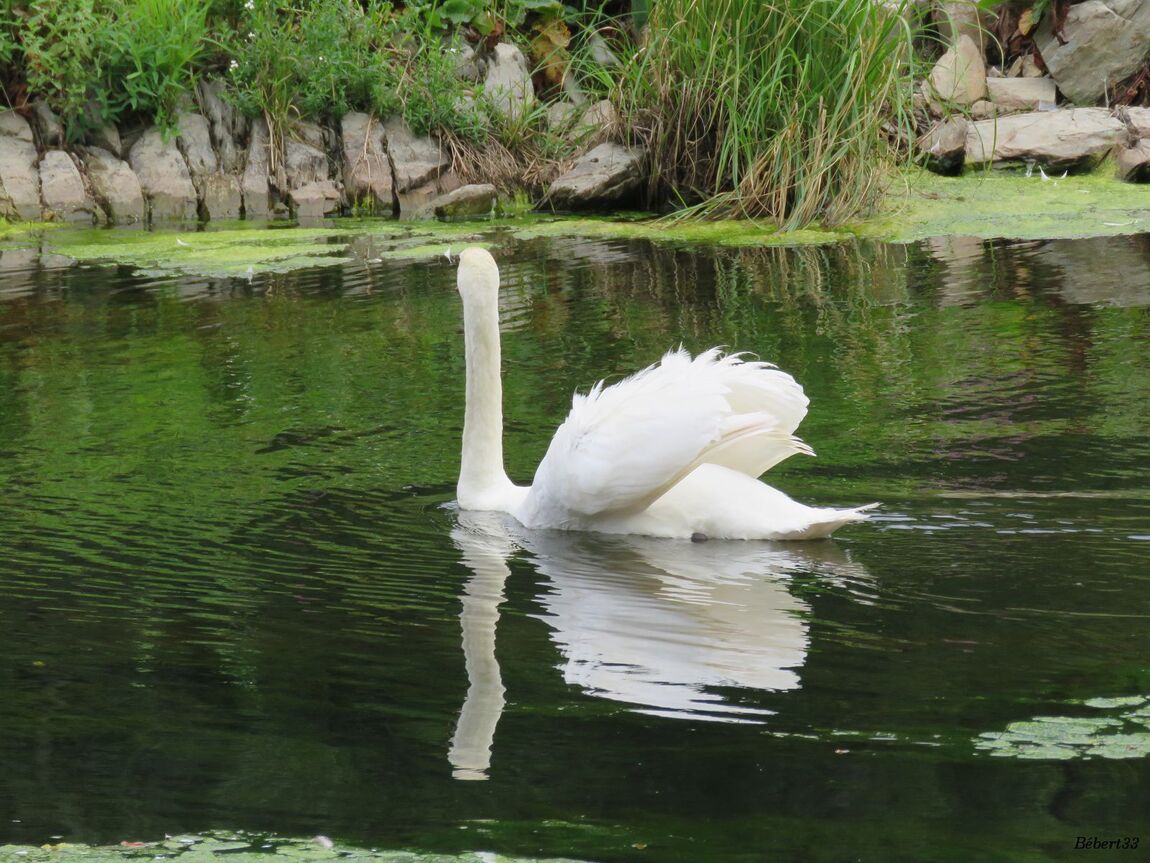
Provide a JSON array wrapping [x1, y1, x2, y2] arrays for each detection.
[[516, 349, 816, 532]]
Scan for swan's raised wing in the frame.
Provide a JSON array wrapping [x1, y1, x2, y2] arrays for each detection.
[[523, 348, 811, 521]]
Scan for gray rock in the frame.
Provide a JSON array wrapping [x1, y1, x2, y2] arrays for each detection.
[[562, 74, 588, 107], [178, 110, 243, 221], [916, 117, 967, 175], [929, 34, 987, 105], [934, 1, 988, 53], [31, 102, 64, 147], [341, 111, 394, 215], [197, 78, 246, 173], [241, 117, 271, 218], [177, 112, 219, 186], [1125, 106, 1150, 136], [88, 123, 122, 158], [965, 108, 1126, 170], [83, 146, 145, 224], [0, 110, 34, 143], [484, 42, 535, 122], [39, 150, 97, 222], [587, 31, 622, 68], [1035, 0, 1150, 105], [970, 100, 998, 120], [1115, 139, 1150, 181], [288, 179, 341, 219], [201, 173, 243, 220], [548, 142, 645, 209], [986, 77, 1058, 112], [292, 121, 329, 154], [284, 138, 329, 191], [454, 43, 484, 82], [0, 112, 42, 220], [383, 115, 455, 215], [432, 183, 497, 220], [546, 101, 578, 131], [1006, 53, 1044, 78], [574, 99, 619, 145], [128, 127, 198, 222]]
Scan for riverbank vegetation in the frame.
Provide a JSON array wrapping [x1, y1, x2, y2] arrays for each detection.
[[0, 0, 919, 227]]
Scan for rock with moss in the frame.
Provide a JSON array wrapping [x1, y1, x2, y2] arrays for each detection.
[[83, 146, 145, 224], [1116, 140, 1150, 182], [0, 110, 42, 221], [341, 111, 394, 215], [916, 117, 966, 175], [129, 127, 198, 222], [289, 179, 342, 219], [431, 183, 497, 220], [965, 108, 1126, 171], [548, 142, 646, 210], [40, 150, 98, 223]]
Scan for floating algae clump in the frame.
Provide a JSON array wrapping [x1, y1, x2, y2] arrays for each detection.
[[975, 695, 1150, 760]]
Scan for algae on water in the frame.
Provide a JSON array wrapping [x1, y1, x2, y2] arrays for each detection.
[[3, 167, 1150, 281], [974, 695, 1150, 760]]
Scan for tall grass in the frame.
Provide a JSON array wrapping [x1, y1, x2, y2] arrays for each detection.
[[617, 0, 915, 227]]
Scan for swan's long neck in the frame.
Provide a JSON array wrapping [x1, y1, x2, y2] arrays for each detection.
[[458, 290, 513, 508]]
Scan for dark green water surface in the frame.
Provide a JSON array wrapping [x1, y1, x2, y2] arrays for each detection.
[[1, 230, 1149, 862]]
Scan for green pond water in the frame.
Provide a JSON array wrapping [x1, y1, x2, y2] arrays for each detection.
[[1, 225, 1149, 863]]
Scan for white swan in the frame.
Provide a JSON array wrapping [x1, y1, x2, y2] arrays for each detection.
[[456, 246, 874, 540]]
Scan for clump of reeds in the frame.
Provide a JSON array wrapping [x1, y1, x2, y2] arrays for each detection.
[[617, 0, 915, 227]]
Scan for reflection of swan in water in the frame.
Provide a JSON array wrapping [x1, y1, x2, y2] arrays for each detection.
[[448, 509, 872, 779]]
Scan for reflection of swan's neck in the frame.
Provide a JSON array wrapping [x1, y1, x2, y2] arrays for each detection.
[[459, 289, 512, 508]]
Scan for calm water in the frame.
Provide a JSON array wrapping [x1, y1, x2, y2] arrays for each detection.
[[1, 229, 1149, 862]]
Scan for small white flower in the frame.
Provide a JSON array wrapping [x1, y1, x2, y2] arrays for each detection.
[[229, 59, 238, 71]]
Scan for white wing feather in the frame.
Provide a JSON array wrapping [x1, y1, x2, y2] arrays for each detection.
[[523, 348, 812, 523]]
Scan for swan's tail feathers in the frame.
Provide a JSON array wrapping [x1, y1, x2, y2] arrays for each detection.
[[704, 414, 815, 478], [790, 502, 878, 540]]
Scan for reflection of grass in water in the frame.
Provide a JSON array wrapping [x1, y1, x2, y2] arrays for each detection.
[[0, 832, 589, 861], [975, 695, 1150, 760]]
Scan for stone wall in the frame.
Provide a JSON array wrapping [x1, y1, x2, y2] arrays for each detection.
[[0, 42, 644, 226]]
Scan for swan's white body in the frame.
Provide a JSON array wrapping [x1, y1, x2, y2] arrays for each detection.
[[456, 247, 873, 540]]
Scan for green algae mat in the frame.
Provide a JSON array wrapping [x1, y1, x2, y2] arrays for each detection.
[[2, 167, 1149, 280]]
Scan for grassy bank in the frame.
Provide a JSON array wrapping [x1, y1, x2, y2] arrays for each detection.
[[617, 0, 913, 227], [0, 0, 916, 228]]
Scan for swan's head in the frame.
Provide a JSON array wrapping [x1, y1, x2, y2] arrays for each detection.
[[457, 247, 500, 304]]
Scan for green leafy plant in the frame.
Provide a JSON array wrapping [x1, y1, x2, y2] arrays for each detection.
[[109, 0, 211, 132], [226, 0, 488, 154]]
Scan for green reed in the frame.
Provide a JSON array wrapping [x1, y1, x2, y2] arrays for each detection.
[[618, 0, 915, 227]]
